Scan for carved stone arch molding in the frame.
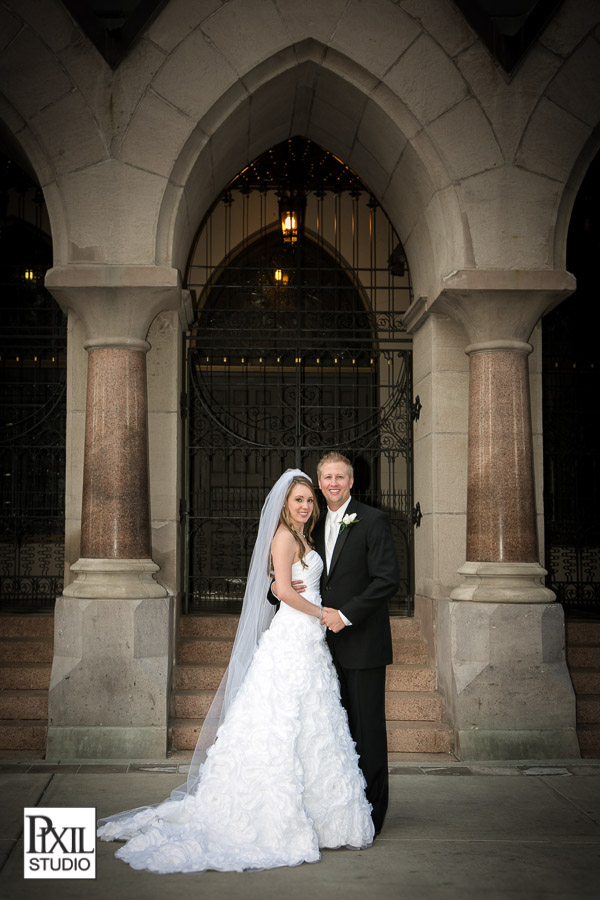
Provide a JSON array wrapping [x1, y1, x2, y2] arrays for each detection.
[[1, 0, 598, 294], [155, 39, 464, 302]]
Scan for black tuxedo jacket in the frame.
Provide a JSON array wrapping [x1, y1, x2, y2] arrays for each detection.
[[316, 498, 399, 670]]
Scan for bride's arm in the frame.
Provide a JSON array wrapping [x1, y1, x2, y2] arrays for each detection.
[[271, 529, 321, 618]]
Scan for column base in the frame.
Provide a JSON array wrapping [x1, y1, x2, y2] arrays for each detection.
[[62, 558, 168, 599], [47, 595, 173, 761], [457, 727, 581, 761], [47, 726, 167, 760], [435, 599, 580, 761], [46, 725, 167, 760], [450, 561, 555, 603]]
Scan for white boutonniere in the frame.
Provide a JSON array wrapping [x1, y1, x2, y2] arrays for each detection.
[[339, 513, 359, 531]]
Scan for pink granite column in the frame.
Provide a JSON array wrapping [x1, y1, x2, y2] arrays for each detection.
[[466, 343, 537, 563], [81, 347, 151, 559]]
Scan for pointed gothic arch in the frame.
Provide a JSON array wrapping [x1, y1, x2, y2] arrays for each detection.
[[182, 139, 415, 615]]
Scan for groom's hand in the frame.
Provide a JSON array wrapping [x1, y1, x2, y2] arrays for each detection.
[[321, 607, 346, 633], [290, 579, 306, 594], [271, 579, 306, 596]]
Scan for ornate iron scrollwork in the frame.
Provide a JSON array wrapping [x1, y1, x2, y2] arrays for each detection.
[[184, 139, 415, 615], [0, 284, 66, 611]]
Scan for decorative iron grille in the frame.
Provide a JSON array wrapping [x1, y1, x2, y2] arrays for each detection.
[[0, 280, 66, 610], [543, 345, 599, 616], [542, 150, 599, 618], [183, 139, 414, 616]]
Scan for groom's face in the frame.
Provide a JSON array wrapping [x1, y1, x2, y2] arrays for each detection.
[[318, 462, 354, 511]]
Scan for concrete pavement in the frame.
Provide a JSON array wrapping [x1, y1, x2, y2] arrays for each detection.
[[1, 756, 600, 900]]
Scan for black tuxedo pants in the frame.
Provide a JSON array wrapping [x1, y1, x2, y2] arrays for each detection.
[[330, 649, 389, 833]]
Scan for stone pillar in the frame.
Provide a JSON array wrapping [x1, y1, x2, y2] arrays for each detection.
[[407, 270, 580, 760], [44, 265, 189, 760], [454, 338, 553, 603], [65, 343, 165, 598]]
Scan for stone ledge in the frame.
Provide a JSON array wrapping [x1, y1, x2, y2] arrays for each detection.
[[3, 758, 598, 775]]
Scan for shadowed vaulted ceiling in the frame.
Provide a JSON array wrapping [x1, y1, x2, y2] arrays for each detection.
[[62, 0, 563, 74]]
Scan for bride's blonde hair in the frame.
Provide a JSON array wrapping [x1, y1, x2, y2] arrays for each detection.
[[277, 475, 319, 568]]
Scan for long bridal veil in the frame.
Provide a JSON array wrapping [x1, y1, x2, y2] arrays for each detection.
[[181, 468, 309, 798], [98, 468, 309, 827]]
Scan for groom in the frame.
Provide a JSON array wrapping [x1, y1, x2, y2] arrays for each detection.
[[315, 451, 399, 834], [270, 451, 399, 833]]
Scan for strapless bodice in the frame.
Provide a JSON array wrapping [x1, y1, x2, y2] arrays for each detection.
[[273, 550, 323, 629], [290, 550, 323, 608]]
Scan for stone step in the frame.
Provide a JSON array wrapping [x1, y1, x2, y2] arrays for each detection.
[[385, 691, 442, 721], [566, 623, 600, 753], [0, 617, 53, 753], [170, 614, 450, 755], [174, 691, 216, 719], [576, 696, 600, 725], [0, 691, 48, 720], [386, 720, 453, 754], [179, 615, 423, 641], [0, 721, 47, 751], [174, 664, 226, 691], [169, 717, 454, 754], [390, 618, 424, 640], [179, 616, 239, 640], [177, 636, 429, 666], [0, 615, 54, 639], [178, 639, 234, 665], [566, 622, 600, 645], [391, 640, 428, 665], [386, 665, 436, 692], [571, 670, 600, 695], [567, 646, 600, 668], [577, 724, 600, 758], [0, 663, 52, 691], [169, 719, 203, 751], [0, 639, 54, 664], [173, 688, 444, 723]]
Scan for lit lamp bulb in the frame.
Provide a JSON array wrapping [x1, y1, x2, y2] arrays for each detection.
[[282, 213, 296, 234], [279, 192, 304, 245], [281, 209, 297, 244], [274, 268, 283, 282]]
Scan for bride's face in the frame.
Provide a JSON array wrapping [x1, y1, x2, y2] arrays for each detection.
[[287, 486, 315, 531]]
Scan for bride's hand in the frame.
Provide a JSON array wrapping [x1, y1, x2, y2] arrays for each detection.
[[320, 607, 346, 633]]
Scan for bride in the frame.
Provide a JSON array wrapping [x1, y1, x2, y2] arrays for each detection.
[[98, 469, 374, 873]]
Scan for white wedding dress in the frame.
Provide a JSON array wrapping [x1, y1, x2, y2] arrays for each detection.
[[97, 550, 374, 873]]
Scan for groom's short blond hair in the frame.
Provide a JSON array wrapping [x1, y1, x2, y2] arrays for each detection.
[[317, 452, 354, 480]]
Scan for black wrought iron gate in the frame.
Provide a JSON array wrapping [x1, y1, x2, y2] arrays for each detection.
[[181, 139, 414, 616], [1, 153, 65, 612]]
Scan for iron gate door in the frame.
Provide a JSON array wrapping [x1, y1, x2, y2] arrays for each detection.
[[182, 137, 414, 616], [182, 239, 414, 615]]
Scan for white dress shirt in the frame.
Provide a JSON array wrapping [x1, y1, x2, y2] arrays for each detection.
[[325, 498, 352, 626]]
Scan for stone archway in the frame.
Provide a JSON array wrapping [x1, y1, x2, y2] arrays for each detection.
[[181, 137, 416, 617], [1, 0, 597, 760], [155, 38, 465, 299]]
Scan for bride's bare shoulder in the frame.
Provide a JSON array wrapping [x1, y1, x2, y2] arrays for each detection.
[[271, 525, 295, 552]]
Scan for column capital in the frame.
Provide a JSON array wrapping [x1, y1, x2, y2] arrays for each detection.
[[403, 269, 575, 344], [45, 264, 194, 347], [465, 339, 533, 356]]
